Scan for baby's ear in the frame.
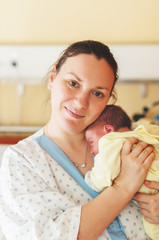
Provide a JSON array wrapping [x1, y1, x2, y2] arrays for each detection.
[[103, 124, 115, 134], [48, 65, 56, 89]]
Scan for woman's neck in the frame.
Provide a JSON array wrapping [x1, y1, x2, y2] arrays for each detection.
[[44, 121, 86, 149], [44, 121, 94, 175]]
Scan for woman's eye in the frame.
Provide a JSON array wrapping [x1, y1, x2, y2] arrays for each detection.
[[69, 81, 78, 87], [93, 91, 104, 98]]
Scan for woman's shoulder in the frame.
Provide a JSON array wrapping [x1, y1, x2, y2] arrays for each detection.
[[1, 128, 44, 166], [24, 127, 44, 141]]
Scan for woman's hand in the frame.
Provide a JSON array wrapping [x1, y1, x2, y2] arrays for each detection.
[[114, 137, 155, 195], [134, 180, 159, 224]]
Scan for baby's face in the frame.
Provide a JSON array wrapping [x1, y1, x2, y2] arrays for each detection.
[[85, 126, 105, 155], [85, 125, 130, 155]]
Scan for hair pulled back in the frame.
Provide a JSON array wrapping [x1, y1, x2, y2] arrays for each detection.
[[47, 40, 118, 101]]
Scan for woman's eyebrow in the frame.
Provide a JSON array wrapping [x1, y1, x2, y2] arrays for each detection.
[[67, 72, 82, 82], [93, 86, 110, 92]]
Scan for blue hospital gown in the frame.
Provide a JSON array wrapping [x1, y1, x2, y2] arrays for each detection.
[[0, 129, 150, 240]]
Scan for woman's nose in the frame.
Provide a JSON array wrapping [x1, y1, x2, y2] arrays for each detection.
[[74, 92, 89, 109]]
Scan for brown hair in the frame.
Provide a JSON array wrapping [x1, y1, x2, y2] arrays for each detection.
[[45, 40, 118, 101], [90, 104, 132, 131]]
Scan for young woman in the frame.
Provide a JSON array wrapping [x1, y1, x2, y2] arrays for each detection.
[[0, 40, 158, 240]]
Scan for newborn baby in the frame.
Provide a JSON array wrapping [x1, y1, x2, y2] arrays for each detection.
[[85, 105, 159, 240]]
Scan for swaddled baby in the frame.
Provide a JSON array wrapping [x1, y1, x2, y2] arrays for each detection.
[[85, 104, 159, 240]]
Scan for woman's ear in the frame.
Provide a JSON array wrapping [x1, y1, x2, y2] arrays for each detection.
[[48, 65, 56, 90], [103, 124, 115, 134]]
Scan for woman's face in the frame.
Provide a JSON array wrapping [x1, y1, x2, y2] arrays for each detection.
[[49, 54, 114, 134]]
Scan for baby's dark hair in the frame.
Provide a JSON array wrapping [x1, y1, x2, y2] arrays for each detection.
[[91, 105, 132, 131]]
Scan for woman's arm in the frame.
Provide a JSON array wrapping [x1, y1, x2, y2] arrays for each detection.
[[78, 137, 155, 240], [134, 180, 159, 224]]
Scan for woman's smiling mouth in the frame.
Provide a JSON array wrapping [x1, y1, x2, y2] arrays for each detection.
[[65, 107, 85, 119]]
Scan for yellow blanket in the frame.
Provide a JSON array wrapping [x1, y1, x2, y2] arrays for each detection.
[[90, 124, 159, 240]]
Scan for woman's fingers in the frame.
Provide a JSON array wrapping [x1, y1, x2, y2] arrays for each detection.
[[141, 209, 159, 224], [122, 137, 139, 155], [119, 137, 155, 194], [132, 144, 154, 161], [130, 142, 149, 158], [139, 199, 159, 224], [144, 180, 159, 191], [122, 137, 155, 164], [142, 151, 155, 168], [134, 189, 159, 224]]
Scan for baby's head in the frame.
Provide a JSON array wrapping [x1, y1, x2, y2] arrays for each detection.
[[85, 105, 131, 155]]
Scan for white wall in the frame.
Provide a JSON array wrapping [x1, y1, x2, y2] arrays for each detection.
[[1, 45, 159, 84]]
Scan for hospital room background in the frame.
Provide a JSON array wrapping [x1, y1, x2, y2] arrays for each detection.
[[0, 0, 159, 151]]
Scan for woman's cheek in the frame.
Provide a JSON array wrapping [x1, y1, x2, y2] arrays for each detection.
[[93, 102, 107, 116]]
